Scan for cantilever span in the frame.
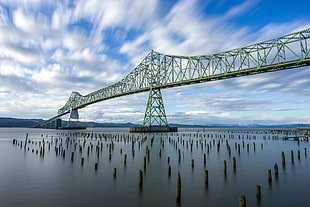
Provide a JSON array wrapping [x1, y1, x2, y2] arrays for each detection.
[[36, 28, 310, 129]]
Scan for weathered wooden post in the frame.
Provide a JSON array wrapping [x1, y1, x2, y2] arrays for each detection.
[[274, 163, 278, 178], [176, 172, 181, 202], [239, 195, 246, 207], [268, 169, 272, 182], [233, 157, 236, 171], [24, 133, 28, 150], [204, 170, 208, 186], [291, 150, 294, 164], [124, 154, 127, 166], [113, 168, 117, 178], [256, 185, 261, 198], [168, 165, 171, 177], [281, 151, 286, 166], [138, 170, 143, 188], [203, 153, 206, 167]]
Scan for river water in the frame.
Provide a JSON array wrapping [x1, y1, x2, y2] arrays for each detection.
[[0, 127, 309, 207]]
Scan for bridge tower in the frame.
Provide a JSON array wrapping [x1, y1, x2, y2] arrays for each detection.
[[130, 51, 177, 133], [142, 87, 168, 126], [65, 109, 83, 129]]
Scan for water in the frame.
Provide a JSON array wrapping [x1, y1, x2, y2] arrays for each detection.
[[0, 127, 309, 207]]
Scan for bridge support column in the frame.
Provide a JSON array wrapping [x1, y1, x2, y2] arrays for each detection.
[[57, 109, 85, 129], [56, 118, 62, 129], [143, 87, 168, 126], [130, 88, 177, 133], [68, 109, 79, 127]]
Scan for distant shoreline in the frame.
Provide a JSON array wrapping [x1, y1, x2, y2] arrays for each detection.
[[0, 117, 308, 129]]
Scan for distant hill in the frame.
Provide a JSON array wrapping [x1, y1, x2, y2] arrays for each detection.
[[0, 117, 307, 128], [0, 117, 44, 127]]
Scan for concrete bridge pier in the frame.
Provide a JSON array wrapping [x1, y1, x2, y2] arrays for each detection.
[[57, 109, 85, 130], [56, 118, 62, 129]]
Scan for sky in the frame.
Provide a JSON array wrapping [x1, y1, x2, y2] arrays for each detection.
[[0, 0, 309, 126]]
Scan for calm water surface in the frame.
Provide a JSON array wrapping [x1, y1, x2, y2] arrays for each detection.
[[0, 127, 309, 207]]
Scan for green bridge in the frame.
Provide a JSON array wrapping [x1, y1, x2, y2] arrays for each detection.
[[35, 28, 310, 131]]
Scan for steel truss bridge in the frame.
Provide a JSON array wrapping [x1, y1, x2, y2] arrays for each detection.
[[36, 28, 310, 129]]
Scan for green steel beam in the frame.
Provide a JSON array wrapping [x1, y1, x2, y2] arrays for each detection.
[[36, 28, 310, 127], [143, 87, 168, 127]]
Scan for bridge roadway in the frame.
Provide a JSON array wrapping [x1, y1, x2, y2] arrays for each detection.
[[35, 28, 310, 128]]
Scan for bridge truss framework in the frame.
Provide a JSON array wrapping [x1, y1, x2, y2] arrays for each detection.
[[35, 28, 310, 130]]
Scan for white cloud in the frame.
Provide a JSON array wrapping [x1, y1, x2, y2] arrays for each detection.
[[224, 0, 259, 19], [119, 0, 254, 66]]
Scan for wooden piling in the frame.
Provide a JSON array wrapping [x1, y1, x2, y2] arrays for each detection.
[[176, 172, 181, 202], [224, 160, 227, 175], [281, 151, 286, 166], [81, 157, 84, 166], [147, 149, 150, 161], [71, 152, 74, 162], [191, 159, 195, 169], [268, 169, 272, 182], [233, 157, 236, 170], [256, 185, 261, 198], [95, 163, 98, 170], [291, 150, 294, 163], [24, 133, 28, 150], [124, 154, 127, 165], [204, 170, 208, 186], [138, 170, 143, 187], [203, 153, 206, 167], [168, 165, 171, 177], [239, 195, 246, 207], [113, 168, 117, 177], [274, 163, 278, 177]]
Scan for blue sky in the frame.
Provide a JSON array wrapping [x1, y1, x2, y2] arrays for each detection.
[[0, 0, 309, 126]]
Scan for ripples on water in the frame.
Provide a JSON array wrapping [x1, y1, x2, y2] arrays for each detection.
[[0, 127, 309, 207]]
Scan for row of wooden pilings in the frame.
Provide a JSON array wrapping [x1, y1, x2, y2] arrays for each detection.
[[238, 146, 308, 207], [12, 129, 307, 206]]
